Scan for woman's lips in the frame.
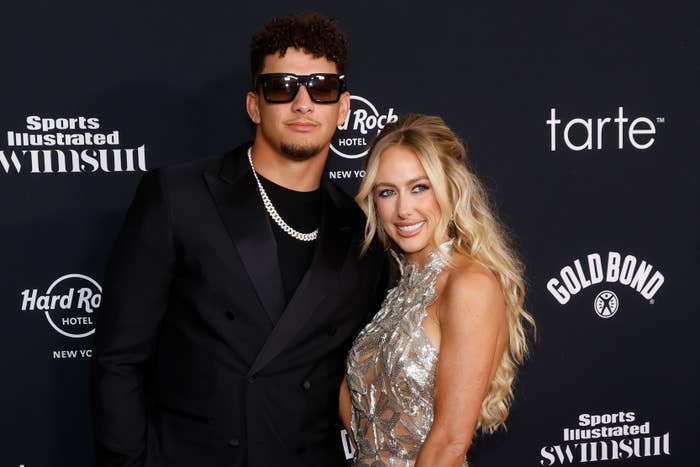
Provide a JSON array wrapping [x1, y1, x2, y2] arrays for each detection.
[[395, 221, 425, 238]]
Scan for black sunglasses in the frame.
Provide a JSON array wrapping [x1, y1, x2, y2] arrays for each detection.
[[256, 73, 347, 104]]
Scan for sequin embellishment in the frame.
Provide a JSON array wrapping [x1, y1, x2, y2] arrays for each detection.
[[346, 242, 467, 466]]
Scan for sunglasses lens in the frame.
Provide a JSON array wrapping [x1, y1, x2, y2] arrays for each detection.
[[263, 75, 298, 102], [307, 75, 342, 103], [258, 74, 344, 103]]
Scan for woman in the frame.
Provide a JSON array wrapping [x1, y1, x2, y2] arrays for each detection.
[[339, 114, 534, 466]]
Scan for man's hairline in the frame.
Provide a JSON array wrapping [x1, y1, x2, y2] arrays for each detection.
[[252, 48, 343, 88]]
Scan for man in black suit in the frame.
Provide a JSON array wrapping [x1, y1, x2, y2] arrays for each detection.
[[92, 13, 387, 467]]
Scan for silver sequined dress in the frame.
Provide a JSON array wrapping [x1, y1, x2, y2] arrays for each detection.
[[346, 243, 468, 467]]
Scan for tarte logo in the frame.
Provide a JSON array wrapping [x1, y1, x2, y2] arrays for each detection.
[[547, 107, 663, 151]]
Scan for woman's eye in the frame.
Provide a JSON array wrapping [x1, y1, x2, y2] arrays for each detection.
[[377, 189, 395, 198], [412, 184, 430, 193]]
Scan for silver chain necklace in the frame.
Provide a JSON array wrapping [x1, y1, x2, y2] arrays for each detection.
[[247, 148, 318, 242]]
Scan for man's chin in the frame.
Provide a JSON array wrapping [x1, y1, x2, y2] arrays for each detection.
[[280, 143, 324, 161]]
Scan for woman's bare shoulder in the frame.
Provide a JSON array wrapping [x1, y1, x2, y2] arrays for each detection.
[[439, 254, 505, 321]]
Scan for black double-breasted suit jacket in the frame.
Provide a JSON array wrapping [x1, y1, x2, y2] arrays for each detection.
[[92, 144, 388, 467]]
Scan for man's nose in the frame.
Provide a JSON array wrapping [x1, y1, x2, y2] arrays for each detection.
[[292, 85, 314, 113]]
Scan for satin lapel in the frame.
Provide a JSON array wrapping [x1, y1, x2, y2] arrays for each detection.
[[203, 146, 286, 324], [248, 181, 354, 376]]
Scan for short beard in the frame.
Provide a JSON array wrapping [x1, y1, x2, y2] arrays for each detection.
[[280, 143, 323, 161]]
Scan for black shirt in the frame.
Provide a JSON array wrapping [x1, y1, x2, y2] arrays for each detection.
[[257, 173, 321, 302]]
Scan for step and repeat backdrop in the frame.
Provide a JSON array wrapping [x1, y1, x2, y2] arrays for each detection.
[[1, 1, 697, 466]]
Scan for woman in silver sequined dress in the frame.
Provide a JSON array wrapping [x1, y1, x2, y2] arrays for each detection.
[[339, 114, 535, 466]]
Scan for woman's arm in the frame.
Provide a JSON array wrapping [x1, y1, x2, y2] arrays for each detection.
[[415, 265, 507, 467], [339, 373, 353, 434]]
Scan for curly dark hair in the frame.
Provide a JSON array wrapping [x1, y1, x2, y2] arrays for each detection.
[[250, 13, 350, 87]]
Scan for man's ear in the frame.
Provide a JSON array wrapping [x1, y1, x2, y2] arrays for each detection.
[[246, 91, 261, 124], [337, 91, 351, 126]]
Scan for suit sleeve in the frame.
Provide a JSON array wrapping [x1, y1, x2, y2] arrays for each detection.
[[92, 169, 175, 467]]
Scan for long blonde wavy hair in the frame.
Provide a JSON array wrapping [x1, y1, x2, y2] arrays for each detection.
[[356, 113, 535, 434]]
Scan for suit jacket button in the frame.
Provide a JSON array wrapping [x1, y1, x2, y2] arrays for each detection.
[[247, 376, 255, 384], [228, 438, 240, 447], [225, 311, 236, 320], [301, 380, 311, 391]]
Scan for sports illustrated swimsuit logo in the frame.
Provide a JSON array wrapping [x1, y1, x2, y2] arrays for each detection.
[[546, 252, 664, 318], [331, 95, 398, 159], [540, 410, 670, 465], [20, 273, 101, 338], [0, 115, 147, 174], [547, 107, 664, 151]]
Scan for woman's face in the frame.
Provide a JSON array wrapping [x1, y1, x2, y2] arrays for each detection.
[[372, 145, 444, 264]]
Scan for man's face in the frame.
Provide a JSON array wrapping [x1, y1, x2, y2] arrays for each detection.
[[246, 48, 350, 161]]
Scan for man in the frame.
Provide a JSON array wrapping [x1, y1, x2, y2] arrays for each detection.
[[92, 13, 387, 467]]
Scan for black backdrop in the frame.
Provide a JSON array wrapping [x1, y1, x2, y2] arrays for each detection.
[[1, 2, 698, 466]]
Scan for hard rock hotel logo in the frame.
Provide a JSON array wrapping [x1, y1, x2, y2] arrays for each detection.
[[546, 252, 664, 318], [331, 95, 398, 160], [540, 410, 670, 464], [20, 273, 101, 338], [1, 115, 147, 174]]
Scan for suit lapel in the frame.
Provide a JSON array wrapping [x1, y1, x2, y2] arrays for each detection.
[[204, 145, 286, 324], [248, 180, 354, 376]]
